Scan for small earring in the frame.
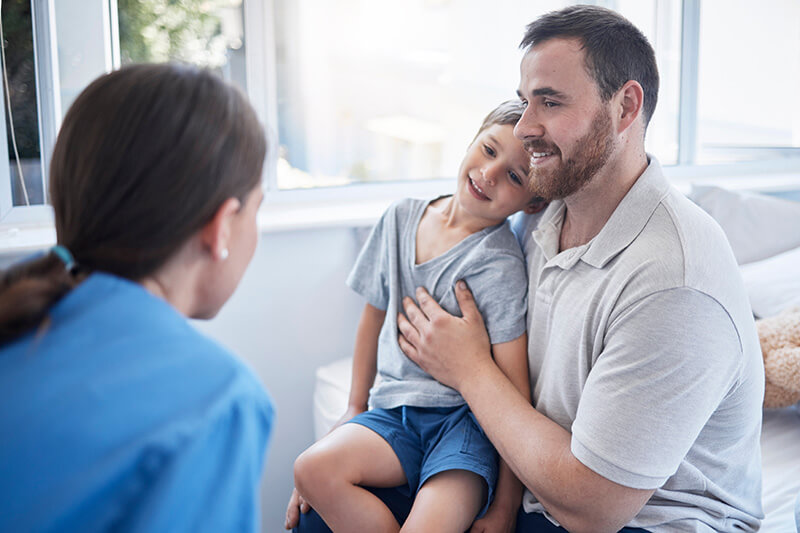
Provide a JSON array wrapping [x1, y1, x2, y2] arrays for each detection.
[[220, 248, 229, 261]]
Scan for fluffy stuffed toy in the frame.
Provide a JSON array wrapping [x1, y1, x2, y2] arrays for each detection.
[[757, 307, 800, 408]]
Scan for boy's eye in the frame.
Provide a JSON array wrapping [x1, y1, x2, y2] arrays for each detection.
[[509, 170, 522, 185], [484, 144, 496, 157]]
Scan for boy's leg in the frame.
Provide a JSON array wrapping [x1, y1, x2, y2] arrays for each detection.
[[399, 406, 498, 532], [400, 469, 486, 533], [294, 423, 408, 532], [294, 487, 414, 533]]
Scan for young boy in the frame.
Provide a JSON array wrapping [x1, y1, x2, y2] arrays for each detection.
[[286, 101, 545, 532]]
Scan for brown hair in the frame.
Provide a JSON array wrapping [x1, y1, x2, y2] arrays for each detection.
[[472, 100, 526, 142], [520, 5, 659, 127], [0, 63, 266, 344]]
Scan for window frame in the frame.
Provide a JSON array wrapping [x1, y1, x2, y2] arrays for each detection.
[[0, 0, 60, 223]]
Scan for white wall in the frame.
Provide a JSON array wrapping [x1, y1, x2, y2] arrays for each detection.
[[193, 225, 367, 531]]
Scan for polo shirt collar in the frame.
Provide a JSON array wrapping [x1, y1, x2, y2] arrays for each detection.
[[531, 155, 671, 269]]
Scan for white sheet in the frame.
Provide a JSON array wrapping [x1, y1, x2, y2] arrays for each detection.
[[760, 406, 800, 532], [314, 359, 800, 531]]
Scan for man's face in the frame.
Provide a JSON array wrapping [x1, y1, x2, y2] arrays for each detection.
[[514, 38, 616, 202]]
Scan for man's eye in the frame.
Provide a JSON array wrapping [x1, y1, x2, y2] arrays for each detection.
[[484, 145, 496, 157], [544, 101, 559, 108]]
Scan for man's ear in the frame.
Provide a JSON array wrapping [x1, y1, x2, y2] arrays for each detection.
[[616, 80, 644, 133], [524, 197, 548, 214], [200, 197, 241, 260]]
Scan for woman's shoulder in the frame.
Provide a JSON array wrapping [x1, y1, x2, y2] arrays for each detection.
[[4, 271, 270, 425]]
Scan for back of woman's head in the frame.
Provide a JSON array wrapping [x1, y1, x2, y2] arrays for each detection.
[[0, 63, 267, 344]]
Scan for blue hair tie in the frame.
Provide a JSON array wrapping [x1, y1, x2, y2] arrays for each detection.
[[51, 245, 76, 272]]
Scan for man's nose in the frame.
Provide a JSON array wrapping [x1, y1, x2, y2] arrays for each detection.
[[514, 108, 545, 140]]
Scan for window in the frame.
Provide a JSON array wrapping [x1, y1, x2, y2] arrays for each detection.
[[1, 0, 45, 208], [117, 0, 245, 84], [1, 0, 799, 225], [271, 0, 682, 191], [0, 0, 245, 220], [695, 0, 800, 164]]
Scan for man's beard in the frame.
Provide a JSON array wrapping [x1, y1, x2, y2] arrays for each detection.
[[525, 108, 615, 202]]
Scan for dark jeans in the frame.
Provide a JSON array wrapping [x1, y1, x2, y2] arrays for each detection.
[[292, 486, 650, 532]]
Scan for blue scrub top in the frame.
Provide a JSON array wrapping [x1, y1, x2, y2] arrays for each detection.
[[0, 273, 274, 532]]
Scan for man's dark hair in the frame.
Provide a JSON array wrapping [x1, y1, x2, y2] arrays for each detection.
[[520, 5, 659, 127]]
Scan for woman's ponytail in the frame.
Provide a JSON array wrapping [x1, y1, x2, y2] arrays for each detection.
[[0, 248, 81, 345]]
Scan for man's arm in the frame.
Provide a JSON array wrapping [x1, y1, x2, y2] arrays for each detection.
[[471, 334, 531, 532], [397, 283, 653, 533]]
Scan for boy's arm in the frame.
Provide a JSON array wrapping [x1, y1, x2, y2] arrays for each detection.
[[339, 302, 386, 425], [470, 334, 530, 532]]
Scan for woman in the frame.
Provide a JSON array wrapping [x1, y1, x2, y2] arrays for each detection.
[[0, 64, 273, 531]]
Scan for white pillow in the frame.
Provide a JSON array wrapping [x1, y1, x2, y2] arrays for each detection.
[[689, 185, 800, 265], [740, 246, 800, 318]]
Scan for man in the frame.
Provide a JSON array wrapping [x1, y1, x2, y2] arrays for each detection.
[[295, 6, 764, 532], [398, 5, 764, 533]]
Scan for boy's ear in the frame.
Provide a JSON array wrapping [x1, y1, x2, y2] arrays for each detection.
[[524, 197, 548, 214], [200, 197, 241, 261]]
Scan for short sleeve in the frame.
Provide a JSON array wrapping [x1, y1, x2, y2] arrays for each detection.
[[465, 251, 528, 345], [118, 385, 274, 532], [509, 210, 545, 256], [571, 288, 742, 489], [345, 205, 393, 310]]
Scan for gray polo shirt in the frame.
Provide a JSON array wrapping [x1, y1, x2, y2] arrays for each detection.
[[517, 158, 764, 532], [347, 197, 528, 410]]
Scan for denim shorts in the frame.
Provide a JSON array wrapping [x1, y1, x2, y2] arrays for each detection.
[[347, 404, 498, 518]]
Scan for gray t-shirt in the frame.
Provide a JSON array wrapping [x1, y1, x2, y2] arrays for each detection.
[[347, 197, 528, 409], [516, 157, 764, 532]]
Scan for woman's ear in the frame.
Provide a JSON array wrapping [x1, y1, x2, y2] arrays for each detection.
[[200, 197, 241, 261], [524, 197, 548, 214]]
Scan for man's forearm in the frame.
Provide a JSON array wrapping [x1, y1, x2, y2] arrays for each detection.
[[460, 358, 653, 533]]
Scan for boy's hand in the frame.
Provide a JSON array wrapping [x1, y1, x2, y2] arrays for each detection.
[[284, 488, 311, 530], [468, 500, 518, 533], [284, 405, 366, 529], [330, 404, 367, 434]]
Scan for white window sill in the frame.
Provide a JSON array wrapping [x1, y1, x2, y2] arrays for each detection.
[[2, 170, 799, 257], [0, 224, 57, 258]]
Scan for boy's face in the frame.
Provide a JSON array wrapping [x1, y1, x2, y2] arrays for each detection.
[[455, 123, 537, 224]]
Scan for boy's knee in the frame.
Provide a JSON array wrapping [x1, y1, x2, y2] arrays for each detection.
[[293, 449, 316, 495], [294, 446, 336, 499]]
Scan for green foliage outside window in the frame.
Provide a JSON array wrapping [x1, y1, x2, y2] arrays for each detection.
[[118, 0, 235, 68]]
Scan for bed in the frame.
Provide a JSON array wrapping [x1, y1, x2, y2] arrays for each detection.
[[311, 185, 800, 532]]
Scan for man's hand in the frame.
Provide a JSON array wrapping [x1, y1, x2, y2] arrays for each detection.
[[284, 488, 310, 530], [468, 501, 518, 533], [397, 281, 492, 391]]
